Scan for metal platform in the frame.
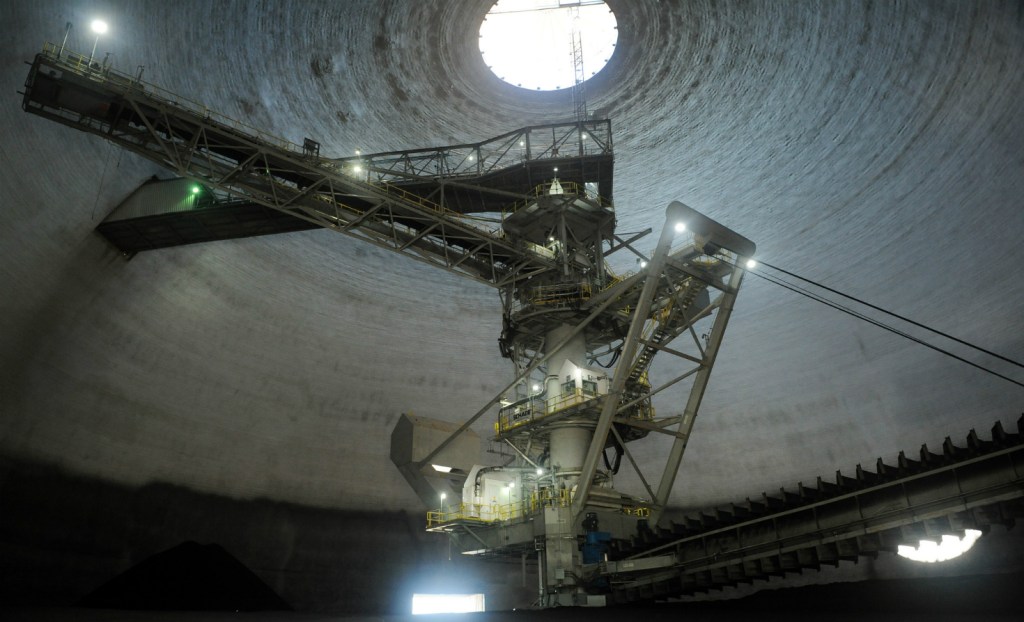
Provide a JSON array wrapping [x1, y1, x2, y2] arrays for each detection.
[[95, 178, 319, 254]]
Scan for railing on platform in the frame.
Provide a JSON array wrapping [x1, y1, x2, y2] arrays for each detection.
[[342, 120, 613, 185], [427, 488, 649, 529], [426, 489, 575, 528], [38, 42, 300, 154]]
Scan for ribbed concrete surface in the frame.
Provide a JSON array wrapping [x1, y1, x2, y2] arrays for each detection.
[[1, 0, 1022, 513]]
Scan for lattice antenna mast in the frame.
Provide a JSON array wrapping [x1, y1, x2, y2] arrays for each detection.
[[570, 7, 587, 122]]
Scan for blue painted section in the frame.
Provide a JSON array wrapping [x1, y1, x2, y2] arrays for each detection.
[[582, 531, 611, 564]]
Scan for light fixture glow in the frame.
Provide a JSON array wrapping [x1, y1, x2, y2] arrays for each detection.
[[746, 259, 757, 269], [353, 165, 363, 174], [440, 492, 447, 500], [639, 260, 648, 269], [531, 383, 540, 392], [536, 467, 544, 475], [897, 529, 983, 563], [509, 481, 515, 488], [191, 185, 200, 194], [479, 0, 618, 91], [674, 222, 686, 233], [412, 593, 485, 615], [431, 464, 453, 473], [88, 19, 109, 66]]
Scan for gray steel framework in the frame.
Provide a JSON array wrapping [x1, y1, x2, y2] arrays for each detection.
[[20, 45, 618, 288], [600, 417, 1024, 602]]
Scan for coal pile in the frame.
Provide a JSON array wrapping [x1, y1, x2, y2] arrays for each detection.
[[79, 541, 291, 611]]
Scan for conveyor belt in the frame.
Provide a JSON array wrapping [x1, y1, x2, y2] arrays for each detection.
[[22, 45, 605, 287], [601, 415, 1024, 603]]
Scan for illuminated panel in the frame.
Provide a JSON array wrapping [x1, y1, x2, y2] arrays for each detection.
[[411, 593, 486, 615], [897, 529, 983, 563]]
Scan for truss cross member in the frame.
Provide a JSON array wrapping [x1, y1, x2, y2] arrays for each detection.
[[415, 289, 627, 470], [571, 202, 685, 517], [651, 263, 745, 522]]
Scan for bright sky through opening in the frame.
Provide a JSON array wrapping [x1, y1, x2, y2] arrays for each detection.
[[479, 0, 617, 91]]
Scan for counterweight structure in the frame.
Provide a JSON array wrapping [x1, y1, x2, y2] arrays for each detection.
[[21, 43, 757, 606]]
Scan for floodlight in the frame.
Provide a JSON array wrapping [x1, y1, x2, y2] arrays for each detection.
[[897, 530, 983, 563], [674, 222, 686, 233], [88, 19, 109, 67], [666, 200, 756, 258], [746, 259, 757, 269]]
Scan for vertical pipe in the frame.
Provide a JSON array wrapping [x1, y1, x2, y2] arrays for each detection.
[[558, 211, 569, 277], [58, 22, 72, 58], [88, 35, 100, 68], [537, 550, 544, 604]]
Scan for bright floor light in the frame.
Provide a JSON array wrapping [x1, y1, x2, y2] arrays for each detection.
[[897, 529, 983, 563], [91, 19, 108, 34], [479, 0, 618, 91], [412, 593, 485, 615]]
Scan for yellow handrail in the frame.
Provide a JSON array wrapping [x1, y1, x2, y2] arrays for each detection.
[[39, 42, 300, 154], [427, 490, 647, 528]]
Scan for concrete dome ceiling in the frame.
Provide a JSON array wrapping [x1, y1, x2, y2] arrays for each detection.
[[2, 0, 1023, 517]]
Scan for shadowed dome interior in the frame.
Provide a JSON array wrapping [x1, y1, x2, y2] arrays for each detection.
[[3, 0, 1022, 514], [1, 0, 1023, 611]]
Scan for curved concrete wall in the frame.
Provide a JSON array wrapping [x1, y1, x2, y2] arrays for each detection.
[[1, 0, 1022, 609]]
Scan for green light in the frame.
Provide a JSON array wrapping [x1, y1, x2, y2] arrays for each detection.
[[191, 185, 200, 194]]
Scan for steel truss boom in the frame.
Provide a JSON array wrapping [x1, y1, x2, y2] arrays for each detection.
[[20, 44, 581, 287]]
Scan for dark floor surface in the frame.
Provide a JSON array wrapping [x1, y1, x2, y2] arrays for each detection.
[[3, 571, 1022, 622]]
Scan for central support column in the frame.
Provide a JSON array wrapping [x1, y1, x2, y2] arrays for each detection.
[[544, 324, 592, 490]]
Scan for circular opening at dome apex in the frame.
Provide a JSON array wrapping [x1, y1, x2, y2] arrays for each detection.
[[479, 0, 618, 91]]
